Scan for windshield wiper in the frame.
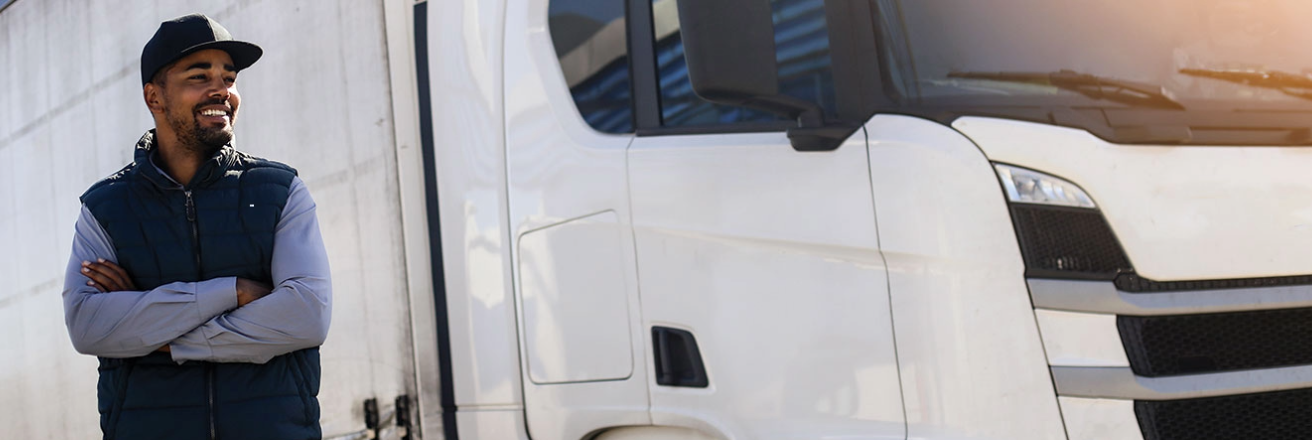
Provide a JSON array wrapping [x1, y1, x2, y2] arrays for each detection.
[[947, 69, 1185, 110], [1179, 67, 1312, 101]]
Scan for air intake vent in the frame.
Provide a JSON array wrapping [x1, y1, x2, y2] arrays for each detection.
[[1136, 387, 1312, 440], [1119, 307, 1312, 377], [1009, 205, 1132, 280]]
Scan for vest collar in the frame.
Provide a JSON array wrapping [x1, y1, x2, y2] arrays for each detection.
[[133, 130, 239, 189]]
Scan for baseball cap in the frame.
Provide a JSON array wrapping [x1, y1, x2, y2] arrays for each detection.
[[140, 13, 263, 85]]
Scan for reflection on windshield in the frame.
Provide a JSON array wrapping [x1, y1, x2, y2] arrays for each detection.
[[879, 0, 1312, 109]]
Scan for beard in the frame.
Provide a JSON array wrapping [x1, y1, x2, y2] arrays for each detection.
[[165, 98, 234, 157]]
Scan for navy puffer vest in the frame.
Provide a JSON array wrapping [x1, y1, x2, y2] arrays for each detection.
[[82, 131, 321, 440]]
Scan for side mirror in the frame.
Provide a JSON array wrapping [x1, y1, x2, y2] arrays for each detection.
[[674, 0, 779, 107], [675, 0, 852, 151]]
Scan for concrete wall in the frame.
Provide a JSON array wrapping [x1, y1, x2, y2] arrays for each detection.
[[0, 0, 423, 438]]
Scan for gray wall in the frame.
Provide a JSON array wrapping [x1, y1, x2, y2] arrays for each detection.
[[0, 0, 420, 437]]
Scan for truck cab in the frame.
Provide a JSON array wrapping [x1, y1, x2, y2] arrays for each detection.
[[425, 1, 1312, 439]]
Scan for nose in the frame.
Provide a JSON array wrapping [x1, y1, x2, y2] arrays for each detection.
[[204, 75, 232, 101], [208, 84, 230, 102]]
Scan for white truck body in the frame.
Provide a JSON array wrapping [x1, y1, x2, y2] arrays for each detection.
[[5, 0, 1312, 439]]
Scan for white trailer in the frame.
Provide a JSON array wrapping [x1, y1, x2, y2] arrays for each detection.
[[2, 1, 431, 438], [7, 0, 1312, 439]]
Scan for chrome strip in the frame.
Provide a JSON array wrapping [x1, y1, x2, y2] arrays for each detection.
[[1051, 365, 1312, 400], [1028, 278, 1312, 316]]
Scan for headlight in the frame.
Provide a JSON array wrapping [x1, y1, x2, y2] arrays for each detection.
[[995, 164, 1096, 209]]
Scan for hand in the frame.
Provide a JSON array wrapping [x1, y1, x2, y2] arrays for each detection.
[[81, 259, 137, 293], [236, 278, 274, 306]]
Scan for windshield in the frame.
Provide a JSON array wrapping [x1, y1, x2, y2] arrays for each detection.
[[871, 0, 1312, 143]]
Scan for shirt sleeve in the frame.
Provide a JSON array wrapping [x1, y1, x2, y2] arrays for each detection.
[[169, 177, 334, 364], [62, 205, 240, 358]]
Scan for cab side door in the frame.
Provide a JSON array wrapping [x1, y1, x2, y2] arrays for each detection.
[[623, 1, 904, 438]]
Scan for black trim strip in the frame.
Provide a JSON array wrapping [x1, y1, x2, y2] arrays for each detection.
[[413, 3, 459, 439], [636, 122, 793, 137], [628, 0, 661, 131]]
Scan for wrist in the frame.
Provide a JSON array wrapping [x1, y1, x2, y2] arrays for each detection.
[[235, 278, 272, 306], [235, 278, 245, 306]]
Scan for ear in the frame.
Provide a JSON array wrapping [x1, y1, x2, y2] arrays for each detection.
[[143, 83, 165, 115]]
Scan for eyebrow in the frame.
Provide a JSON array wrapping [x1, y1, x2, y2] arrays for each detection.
[[182, 62, 238, 72]]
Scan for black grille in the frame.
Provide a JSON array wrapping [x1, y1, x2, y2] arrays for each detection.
[[1008, 202, 1312, 291], [1136, 387, 1312, 440], [1116, 272, 1312, 293], [1119, 307, 1312, 377], [1009, 205, 1132, 279]]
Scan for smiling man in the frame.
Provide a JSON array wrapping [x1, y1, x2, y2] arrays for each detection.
[[61, 14, 332, 440]]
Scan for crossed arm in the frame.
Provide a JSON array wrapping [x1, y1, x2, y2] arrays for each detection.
[[62, 178, 332, 364]]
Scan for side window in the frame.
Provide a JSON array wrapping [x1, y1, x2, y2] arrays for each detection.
[[548, 0, 634, 134], [652, 0, 838, 129]]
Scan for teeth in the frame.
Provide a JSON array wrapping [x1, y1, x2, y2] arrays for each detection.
[[200, 110, 227, 117]]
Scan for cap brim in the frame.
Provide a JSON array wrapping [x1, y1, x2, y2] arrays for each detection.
[[178, 40, 263, 72]]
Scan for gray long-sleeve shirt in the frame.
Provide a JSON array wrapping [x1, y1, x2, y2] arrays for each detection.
[[62, 174, 332, 364]]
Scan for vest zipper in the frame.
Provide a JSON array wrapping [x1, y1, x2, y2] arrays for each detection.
[[187, 189, 214, 440], [208, 364, 217, 440], [184, 190, 202, 270]]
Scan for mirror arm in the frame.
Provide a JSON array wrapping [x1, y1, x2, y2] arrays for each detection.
[[744, 95, 851, 152], [787, 123, 860, 152]]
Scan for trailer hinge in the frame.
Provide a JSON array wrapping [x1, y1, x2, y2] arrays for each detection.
[[396, 395, 414, 440], [364, 398, 381, 439]]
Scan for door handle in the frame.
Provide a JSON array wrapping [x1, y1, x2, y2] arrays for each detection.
[[652, 326, 709, 388]]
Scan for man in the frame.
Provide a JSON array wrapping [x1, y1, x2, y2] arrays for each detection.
[[61, 13, 332, 440]]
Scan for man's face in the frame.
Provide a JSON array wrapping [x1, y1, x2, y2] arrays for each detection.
[[149, 49, 242, 155]]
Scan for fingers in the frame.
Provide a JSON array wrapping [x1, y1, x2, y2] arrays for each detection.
[[81, 263, 114, 292], [81, 260, 135, 292], [100, 259, 137, 290]]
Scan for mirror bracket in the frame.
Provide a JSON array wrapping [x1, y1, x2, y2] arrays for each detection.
[[788, 123, 859, 152]]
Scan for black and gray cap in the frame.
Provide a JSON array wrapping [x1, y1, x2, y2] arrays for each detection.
[[140, 13, 262, 85]]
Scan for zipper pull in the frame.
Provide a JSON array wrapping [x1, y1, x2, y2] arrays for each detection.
[[185, 190, 196, 222]]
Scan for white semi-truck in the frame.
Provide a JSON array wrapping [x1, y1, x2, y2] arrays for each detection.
[[6, 0, 1312, 439]]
